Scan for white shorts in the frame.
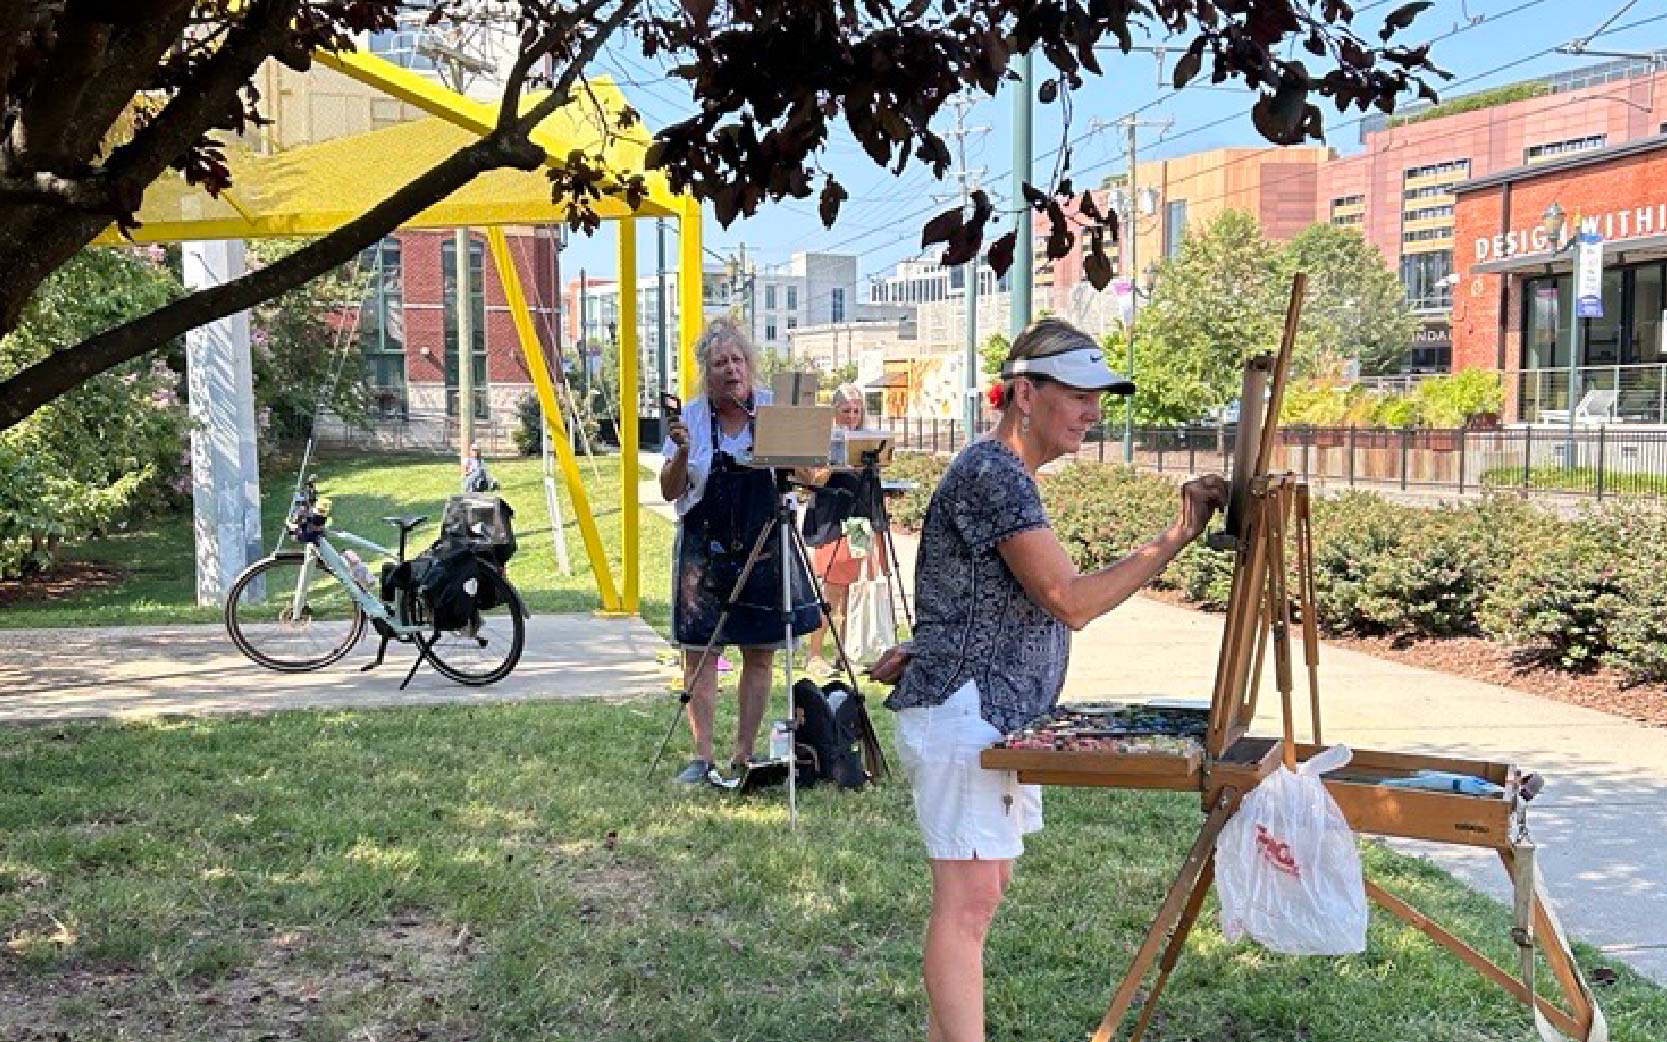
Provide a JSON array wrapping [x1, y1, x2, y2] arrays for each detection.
[[893, 681, 1043, 860]]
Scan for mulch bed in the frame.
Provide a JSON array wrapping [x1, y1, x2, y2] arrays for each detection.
[[1325, 632, 1667, 729], [1139, 588, 1667, 730], [0, 561, 127, 606]]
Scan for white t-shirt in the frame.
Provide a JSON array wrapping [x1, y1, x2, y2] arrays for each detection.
[[661, 389, 772, 519]]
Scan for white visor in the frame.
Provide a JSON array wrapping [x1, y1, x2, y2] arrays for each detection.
[[1002, 347, 1134, 394]]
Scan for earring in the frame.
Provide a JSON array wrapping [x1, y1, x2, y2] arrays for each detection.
[[1020, 414, 1031, 435]]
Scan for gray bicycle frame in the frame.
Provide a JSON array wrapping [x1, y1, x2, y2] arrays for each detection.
[[289, 529, 429, 640]]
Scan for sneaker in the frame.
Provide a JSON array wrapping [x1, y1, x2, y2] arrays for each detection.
[[674, 758, 713, 785], [716, 655, 734, 674]]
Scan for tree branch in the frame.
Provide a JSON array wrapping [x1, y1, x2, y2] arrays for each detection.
[[512, 0, 639, 137], [57, 1, 200, 166], [0, 139, 501, 433], [101, 0, 300, 190], [7, 3, 115, 171], [0, 171, 123, 211], [0, 4, 32, 148]]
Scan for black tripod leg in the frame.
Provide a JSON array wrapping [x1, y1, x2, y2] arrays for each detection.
[[646, 691, 694, 780], [879, 497, 914, 630], [647, 522, 774, 778], [360, 633, 391, 672]]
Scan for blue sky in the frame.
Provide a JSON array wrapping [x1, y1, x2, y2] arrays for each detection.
[[562, 1, 1666, 290]]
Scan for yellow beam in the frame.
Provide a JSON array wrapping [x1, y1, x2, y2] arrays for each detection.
[[617, 221, 641, 615], [484, 226, 622, 613], [677, 196, 703, 401], [315, 48, 503, 139]]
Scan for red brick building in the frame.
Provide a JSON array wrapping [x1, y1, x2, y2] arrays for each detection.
[[1316, 59, 1667, 373], [1452, 137, 1667, 424], [350, 227, 561, 449]]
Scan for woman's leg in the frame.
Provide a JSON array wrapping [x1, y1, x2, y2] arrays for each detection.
[[734, 647, 775, 763], [682, 649, 720, 763], [924, 858, 1012, 1042], [807, 580, 847, 665]]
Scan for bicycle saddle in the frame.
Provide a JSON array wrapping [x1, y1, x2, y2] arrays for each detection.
[[382, 514, 429, 533]]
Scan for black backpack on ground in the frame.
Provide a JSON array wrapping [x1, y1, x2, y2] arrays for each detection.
[[791, 678, 877, 791]]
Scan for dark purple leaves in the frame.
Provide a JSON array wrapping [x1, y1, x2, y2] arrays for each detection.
[[818, 176, 848, 227], [986, 230, 1017, 278], [1380, 2, 1433, 41]]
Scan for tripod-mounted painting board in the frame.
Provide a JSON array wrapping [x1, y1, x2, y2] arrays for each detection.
[[983, 274, 1607, 1042]]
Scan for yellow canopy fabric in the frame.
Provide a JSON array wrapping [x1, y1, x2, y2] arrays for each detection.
[[94, 54, 679, 244]]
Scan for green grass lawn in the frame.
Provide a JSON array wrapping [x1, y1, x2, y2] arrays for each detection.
[[2, 703, 1663, 1041], [3, 455, 1663, 1039], [0, 451, 671, 632]]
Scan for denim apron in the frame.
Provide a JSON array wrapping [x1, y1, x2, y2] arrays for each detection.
[[672, 402, 821, 648]]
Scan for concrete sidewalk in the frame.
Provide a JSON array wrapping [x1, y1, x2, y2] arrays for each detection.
[[0, 613, 672, 723]]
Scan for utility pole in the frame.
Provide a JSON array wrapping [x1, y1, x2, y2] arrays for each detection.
[[941, 94, 990, 436], [1108, 114, 1171, 463], [656, 218, 670, 414], [1009, 49, 1034, 339], [578, 267, 591, 406], [454, 227, 475, 461]]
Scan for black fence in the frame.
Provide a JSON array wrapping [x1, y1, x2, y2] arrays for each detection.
[[875, 416, 1667, 500]]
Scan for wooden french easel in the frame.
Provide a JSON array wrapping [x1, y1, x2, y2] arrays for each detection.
[[983, 274, 1607, 1042]]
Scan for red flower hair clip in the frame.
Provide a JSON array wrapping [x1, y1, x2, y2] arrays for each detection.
[[985, 380, 1005, 410]]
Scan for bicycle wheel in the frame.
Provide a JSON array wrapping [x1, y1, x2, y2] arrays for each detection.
[[225, 553, 366, 672], [421, 566, 525, 686]]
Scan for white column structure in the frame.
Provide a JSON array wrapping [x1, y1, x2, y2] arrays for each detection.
[[184, 239, 263, 605]]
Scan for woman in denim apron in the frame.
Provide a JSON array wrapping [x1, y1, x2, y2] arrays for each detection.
[[660, 317, 819, 786]]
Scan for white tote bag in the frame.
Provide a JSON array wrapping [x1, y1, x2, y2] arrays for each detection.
[[1216, 744, 1368, 956], [841, 531, 896, 665]]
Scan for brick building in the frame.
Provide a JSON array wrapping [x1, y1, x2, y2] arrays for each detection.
[[353, 228, 562, 448], [1034, 146, 1332, 335], [1317, 56, 1667, 373], [1452, 136, 1667, 424]]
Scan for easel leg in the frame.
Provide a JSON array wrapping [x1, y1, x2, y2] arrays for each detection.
[[1127, 860, 1216, 1042], [1294, 485, 1322, 744], [1499, 848, 1605, 1041], [1364, 876, 1591, 1040], [1262, 485, 1298, 768], [1092, 790, 1237, 1042]]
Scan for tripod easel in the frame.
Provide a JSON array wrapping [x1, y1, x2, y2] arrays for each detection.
[[647, 463, 885, 824], [985, 275, 1607, 1042]]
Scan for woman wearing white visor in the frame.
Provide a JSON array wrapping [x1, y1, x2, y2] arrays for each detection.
[[869, 317, 1226, 1042]]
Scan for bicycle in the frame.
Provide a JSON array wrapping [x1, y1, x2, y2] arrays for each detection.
[[224, 477, 526, 687]]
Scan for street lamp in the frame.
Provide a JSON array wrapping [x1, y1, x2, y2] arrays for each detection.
[[1540, 202, 1596, 463]]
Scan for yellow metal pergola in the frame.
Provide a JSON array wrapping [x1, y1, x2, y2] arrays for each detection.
[[94, 51, 705, 616]]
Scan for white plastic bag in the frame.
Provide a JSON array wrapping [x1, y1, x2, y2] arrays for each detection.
[[1216, 744, 1368, 955], [841, 546, 896, 664]]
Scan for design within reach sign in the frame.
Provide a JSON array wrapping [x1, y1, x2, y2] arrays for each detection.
[[1473, 203, 1662, 263], [1575, 232, 1604, 319]]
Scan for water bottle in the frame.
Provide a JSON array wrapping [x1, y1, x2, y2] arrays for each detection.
[[342, 550, 374, 592], [769, 720, 793, 761], [829, 426, 847, 467]]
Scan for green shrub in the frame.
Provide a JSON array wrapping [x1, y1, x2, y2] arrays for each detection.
[[512, 393, 543, 457], [1041, 463, 1175, 572], [1171, 542, 1235, 609], [884, 451, 950, 531], [1414, 370, 1504, 428], [1307, 493, 1416, 633], [1479, 530, 1623, 670]]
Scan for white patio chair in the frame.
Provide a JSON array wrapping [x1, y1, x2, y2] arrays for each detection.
[[1540, 388, 1619, 426]]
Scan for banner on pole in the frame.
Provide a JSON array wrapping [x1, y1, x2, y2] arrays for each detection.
[[1575, 232, 1604, 319]]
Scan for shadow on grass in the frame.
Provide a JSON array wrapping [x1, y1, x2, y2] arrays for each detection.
[[1, 702, 1662, 1042]]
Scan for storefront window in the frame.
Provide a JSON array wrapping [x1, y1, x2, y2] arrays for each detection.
[[1523, 276, 1569, 369], [1584, 268, 1625, 365], [1522, 262, 1667, 371], [1634, 265, 1665, 364]]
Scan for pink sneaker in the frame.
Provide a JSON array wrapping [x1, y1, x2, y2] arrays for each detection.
[[716, 655, 734, 674]]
